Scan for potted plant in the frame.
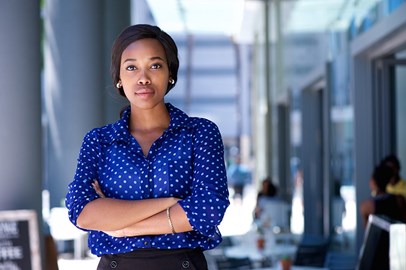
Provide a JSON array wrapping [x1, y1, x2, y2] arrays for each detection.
[[279, 255, 292, 270], [256, 226, 266, 250]]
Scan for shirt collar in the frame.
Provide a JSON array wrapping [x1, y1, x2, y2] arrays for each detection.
[[104, 103, 190, 144]]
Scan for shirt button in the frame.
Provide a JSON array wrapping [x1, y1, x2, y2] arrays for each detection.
[[182, 260, 190, 268], [144, 241, 149, 246], [110, 260, 118, 268]]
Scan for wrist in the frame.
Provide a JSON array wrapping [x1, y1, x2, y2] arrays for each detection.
[[166, 207, 176, 234]]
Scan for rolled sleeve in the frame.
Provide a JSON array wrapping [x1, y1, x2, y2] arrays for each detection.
[[179, 119, 230, 238], [65, 130, 101, 229]]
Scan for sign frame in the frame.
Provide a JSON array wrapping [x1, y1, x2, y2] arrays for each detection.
[[0, 210, 41, 270]]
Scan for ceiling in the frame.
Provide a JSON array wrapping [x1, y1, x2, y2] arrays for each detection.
[[286, 0, 382, 32], [146, 0, 381, 38], [146, 0, 245, 35]]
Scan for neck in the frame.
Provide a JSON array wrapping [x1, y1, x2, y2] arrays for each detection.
[[129, 103, 170, 132]]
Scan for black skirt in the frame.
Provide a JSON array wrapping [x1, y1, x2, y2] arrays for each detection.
[[97, 248, 208, 270]]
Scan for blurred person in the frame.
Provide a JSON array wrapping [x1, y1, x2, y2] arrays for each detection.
[[65, 24, 229, 270], [254, 177, 278, 220], [226, 156, 251, 200], [332, 180, 346, 231], [253, 177, 291, 231], [360, 164, 406, 227], [380, 154, 406, 199]]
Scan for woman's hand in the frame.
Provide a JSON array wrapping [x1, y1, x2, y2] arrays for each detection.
[[87, 180, 185, 235], [92, 180, 106, 198]]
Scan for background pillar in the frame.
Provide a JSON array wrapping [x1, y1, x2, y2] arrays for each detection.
[[0, 0, 42, 213], [43, 0, 105, 208]]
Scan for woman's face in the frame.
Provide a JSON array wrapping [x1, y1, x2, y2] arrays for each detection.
[[119, 38, 170, 110]]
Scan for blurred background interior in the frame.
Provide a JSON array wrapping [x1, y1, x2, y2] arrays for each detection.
[[1, 0, 406, 269]]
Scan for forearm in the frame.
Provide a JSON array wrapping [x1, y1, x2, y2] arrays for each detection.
[[77, 197, 178, 231], [123, 203, 193, 236]]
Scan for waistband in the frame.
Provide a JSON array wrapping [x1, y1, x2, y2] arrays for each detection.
[[105, 248, 203, 258]]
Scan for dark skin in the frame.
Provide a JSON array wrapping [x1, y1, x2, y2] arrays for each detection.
[[360, 176, 406, 227], [77, 38, 193, 237]]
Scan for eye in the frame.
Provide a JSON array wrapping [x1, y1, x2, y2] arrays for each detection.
[[151, 63, 162, 69], [125, 65, 136, 71]]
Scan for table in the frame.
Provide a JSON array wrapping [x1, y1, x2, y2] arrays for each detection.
[[224, 230, 298, 266], [225, 243, 297, 262]]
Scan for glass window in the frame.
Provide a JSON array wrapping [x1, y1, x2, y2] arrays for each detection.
[[394, 55, 406, 165]]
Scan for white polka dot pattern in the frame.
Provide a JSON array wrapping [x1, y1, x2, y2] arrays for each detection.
[[65, 103, 230, 255]]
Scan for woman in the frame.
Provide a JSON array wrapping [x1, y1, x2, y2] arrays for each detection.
[[65, 24, 230, 270], [360, 164, 406, 227], [254, 177, 277, 220], [381, 154, 406, 199]]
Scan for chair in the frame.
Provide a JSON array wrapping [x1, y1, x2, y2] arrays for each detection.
[[293, 234, 328, 267], [48, 207, 87, 259], [215, 257, 253, 270], [258, 198, 291, 231], [324, 251, 357, 270]]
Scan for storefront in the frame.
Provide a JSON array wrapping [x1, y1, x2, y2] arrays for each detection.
[[352, 2, 406, 251]]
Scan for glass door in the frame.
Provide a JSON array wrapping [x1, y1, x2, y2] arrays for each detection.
[[373, 51, 406, 161]]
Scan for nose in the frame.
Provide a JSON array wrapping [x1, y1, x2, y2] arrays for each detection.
[[137, 70, 151, 85]]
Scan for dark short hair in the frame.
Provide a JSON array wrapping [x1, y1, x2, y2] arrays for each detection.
[[262, 177, 277, 197], [111, 24, 179, 96], [372, 164, 393, 192], [381, 154, 401, 171]]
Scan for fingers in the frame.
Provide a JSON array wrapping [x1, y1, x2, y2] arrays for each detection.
[[92, 180, 106, 198]]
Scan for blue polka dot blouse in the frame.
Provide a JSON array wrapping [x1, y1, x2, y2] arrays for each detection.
[[65, 103, 230, 256]]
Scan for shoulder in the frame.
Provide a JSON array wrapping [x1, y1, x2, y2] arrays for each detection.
[[390, 178, 406, 188], [166, 103, 223, 141], [360, 199, 374, 215], [188, 117, 219, 129], [82, 122, 120, 145], [167, 102, 220, 131], [399, 179, 406, 188], [83, 124, 110, 139], [189, 118, 224, 147]]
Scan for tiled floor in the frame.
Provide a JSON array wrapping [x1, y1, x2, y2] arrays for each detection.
[[57, 184, 258, 270]]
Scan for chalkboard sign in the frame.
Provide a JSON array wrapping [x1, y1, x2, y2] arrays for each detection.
[[0, 210, 41, 270]]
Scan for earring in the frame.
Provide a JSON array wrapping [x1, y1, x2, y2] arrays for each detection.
[[169, 78, 175, 85], [116, 82, 121, 88]]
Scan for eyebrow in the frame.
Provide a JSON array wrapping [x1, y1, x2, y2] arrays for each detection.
[[123, 56, 166, 63]]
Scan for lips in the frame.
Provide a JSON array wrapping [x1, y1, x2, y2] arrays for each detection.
[[135, 87, 154, 95]]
